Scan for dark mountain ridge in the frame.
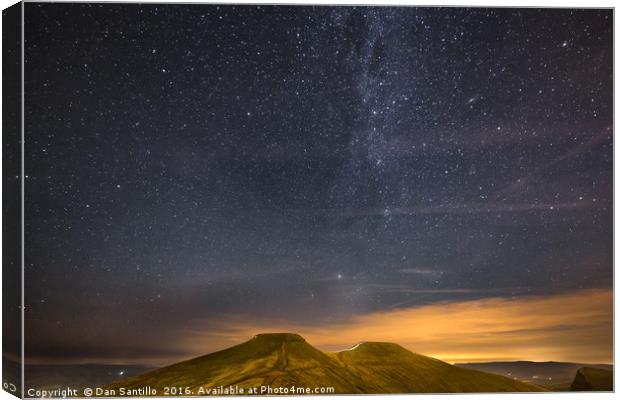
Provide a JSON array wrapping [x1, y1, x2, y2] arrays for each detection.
[[104, 333, 545, 394], [570, 367, 613, 391]]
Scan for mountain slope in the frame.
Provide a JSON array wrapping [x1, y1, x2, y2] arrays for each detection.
[[570, 367, 613, 391], [105, 334, 364, 393], [106, 333, 545, 394], [334, 342, 544, 393]]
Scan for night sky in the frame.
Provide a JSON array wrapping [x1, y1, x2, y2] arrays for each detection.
[[23, 4, 612, 365]]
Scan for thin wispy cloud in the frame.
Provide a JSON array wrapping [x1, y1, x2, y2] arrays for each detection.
[[333, 200, 593, 219], [399, 268, 445, 276], [495, 127, 612, 200]]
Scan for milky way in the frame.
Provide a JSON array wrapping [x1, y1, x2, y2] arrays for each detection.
[[22, 4, 612, 363]]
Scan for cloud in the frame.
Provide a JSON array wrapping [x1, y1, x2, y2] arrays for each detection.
[[335, 201, 593, 218], [34, 288, 611, 366], [185, 288, 612, 365], [399, 268, 444, 276], [364, 283, 478, 294], [494, 127, 612, 201]]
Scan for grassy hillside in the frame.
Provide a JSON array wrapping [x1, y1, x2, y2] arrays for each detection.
[[334, 342, 544, 393], [104, 334, 364, 394], [105, 333, 545, 395], [570, 367, 613, 391]]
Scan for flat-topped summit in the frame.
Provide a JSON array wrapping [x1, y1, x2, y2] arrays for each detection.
[[338, 341, 419, 361], [253, 333, 305, 342], [353, 341, 410, 351]]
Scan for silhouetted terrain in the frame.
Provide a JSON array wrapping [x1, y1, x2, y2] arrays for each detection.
[[104, 333, 545, 394], [13, 335, 612, 395], [456, 361, 613, 390], [570, 367, 613, 391]]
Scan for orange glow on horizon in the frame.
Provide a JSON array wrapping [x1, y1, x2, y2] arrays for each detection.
[[186, 288, 613, 365]]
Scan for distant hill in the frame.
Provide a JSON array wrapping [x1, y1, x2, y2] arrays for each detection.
[[570, 367, 613, 391], [456, 361, 613, 390], [104, 333, 545, 394]]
